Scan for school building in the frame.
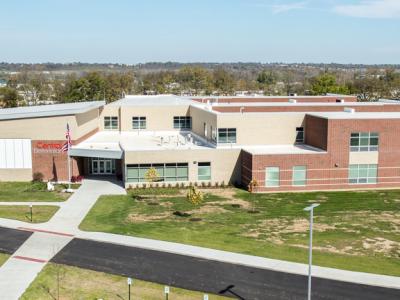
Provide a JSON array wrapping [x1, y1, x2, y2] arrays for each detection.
[[1, 94, 400, 192]]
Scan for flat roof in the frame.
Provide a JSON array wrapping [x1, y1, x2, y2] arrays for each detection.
[[211, 101, 397, 107], [307, 112, 400, 120], [73, 130, 215, 152], [0, 101, 104, 121], [108, 95, 194, 107], [242, 144, 326, 155]]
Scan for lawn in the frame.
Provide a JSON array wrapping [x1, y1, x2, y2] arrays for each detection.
[[21, 263, 229, 300], [0, 205, 59, 223], [80, 188, 400, 276], [0, 182, 76, 202], [0, 253, 9, 267]]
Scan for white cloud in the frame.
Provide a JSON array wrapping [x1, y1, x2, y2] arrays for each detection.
[[270, 1, 307, 14], [334, 0, 400, 19]]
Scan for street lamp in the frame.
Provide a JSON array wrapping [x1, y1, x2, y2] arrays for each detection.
[[127, 277, 132, 300], [303, 203, 320, 300]]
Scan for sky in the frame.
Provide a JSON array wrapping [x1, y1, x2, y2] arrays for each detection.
[[0, 0, 399, 64]]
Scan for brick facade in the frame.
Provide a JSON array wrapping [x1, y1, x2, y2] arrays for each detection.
[[243, 117, 400, 192]]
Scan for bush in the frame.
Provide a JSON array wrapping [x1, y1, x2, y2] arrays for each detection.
[[32, 172, 44, 182]]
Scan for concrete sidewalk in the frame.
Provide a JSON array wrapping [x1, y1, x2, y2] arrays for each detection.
[[0, 178, 126, 299]]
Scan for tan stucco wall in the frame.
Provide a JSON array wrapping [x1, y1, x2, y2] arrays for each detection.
[[349, 151, 379, 164], [100, 105, 191, 131], [0, 169, 32, 181], [124, 148, 241, 186], [217, 113, 305, 145], [189, 106, 217, 140], [0, 108, 100, 140]]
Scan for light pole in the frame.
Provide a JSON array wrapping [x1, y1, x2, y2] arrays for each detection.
[[127, 277, 132, 300], [303, 203, 320, 300]]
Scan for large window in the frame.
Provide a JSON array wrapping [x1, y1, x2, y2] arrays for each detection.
[[349, 164, 377, 184], [218, 128, 237, 143], [173, 116, 192, 129], [104, 116, 118, 130], [198, 162, 211, 181], [292, 166, 307, 186], [265, 167, 280, 187], [296, 127, 304, 143], [126, 163, 188, 182], [132, 116, 146, 129], [350, 132, 379, 152]]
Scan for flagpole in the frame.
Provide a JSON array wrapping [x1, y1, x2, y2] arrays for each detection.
[[67, 147, 71, 191]]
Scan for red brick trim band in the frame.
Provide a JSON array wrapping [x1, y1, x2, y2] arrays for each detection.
[[13, 256, 47, 263], [17, 227, 74, 237]]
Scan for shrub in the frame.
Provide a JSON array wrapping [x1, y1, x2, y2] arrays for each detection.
[[186, 186, 203, 205], [32, 172, 44, 182]]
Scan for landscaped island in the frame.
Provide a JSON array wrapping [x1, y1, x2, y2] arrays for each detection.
[[80, 188, 400, 276]]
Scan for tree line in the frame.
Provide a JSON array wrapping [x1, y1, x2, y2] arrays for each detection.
[[1, 66, 399, 108]]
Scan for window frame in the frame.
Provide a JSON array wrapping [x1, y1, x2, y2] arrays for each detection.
[[350, 132, 379, 152], [173, 116, 192, 130], [295, 127, 305, 143], [265, 167, 280, 187], [104, 116, 119, 130], [348, 164, 378, 184], [198, 162, 211, 181], [217, 128, 237, 144], [292, 166, 307, 186], [132, 116, 147, 130]]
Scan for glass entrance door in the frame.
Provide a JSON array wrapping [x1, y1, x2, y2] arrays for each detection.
[[91, 158, 116, 175]]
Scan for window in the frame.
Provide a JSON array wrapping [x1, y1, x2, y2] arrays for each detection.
[[293, 166, 307, 186], [266, 167, 280, 187], [126, 163, 189, 182], [349, 164, 377, 184], [350, 132, 379, 152], [198, 162, 211, 181], [218, 128, 237, 143], [296, 127, 304, 143], [104, 116, 118, 130], [173, 116, 191, 129], [211, 126, 217, 142], [132, 116, 146, 129], [203, 123, 207, 137]]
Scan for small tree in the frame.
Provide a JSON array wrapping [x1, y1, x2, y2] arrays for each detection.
[[144, 167, 159, 183], [247, 179, 259, 213], [186, 186, 203, 205]]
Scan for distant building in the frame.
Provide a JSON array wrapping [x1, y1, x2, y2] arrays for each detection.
[[1, 94, 400, 192]]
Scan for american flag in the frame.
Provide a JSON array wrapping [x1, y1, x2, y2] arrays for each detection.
[[61, 123, 72, 153]]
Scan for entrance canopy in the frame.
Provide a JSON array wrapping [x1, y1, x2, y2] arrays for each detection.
[[70, 132, 123, 159]]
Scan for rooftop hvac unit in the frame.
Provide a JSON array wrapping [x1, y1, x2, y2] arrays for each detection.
[[289, 99, 297, 103], [336, 99, 345, 103], [344, 107, 355, 113]]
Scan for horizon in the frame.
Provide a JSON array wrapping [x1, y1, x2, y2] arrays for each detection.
[[1, 0, 399, 64]]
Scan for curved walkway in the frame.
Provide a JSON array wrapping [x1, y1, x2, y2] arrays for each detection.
[[0, 178, 399, 299]]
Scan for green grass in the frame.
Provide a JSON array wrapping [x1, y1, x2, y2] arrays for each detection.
[[80, 188, 400, 276], [21, 263, 229, 300], [0, 182, 71, 202], [0, 253, 10, 267], [0, 205, 59, 223]]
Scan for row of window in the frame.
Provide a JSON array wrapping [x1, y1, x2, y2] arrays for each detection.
[[126, 162, 211, 182], [350, 132, 379, 152], [104, 116, 193, 130], [265, 164, 378, 187]]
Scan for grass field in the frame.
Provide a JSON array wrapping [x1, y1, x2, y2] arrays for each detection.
[[0, 253, 9, 267], [80, 187, 400, 276], [21, 263, 229, 300], [0, 182, 73, 202], [0, 205, 59, 223]]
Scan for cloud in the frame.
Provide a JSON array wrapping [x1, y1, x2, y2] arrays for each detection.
[[270, 1, 307, 14], [334, 0, 400, 19]]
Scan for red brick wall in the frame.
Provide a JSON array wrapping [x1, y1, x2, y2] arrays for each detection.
[[193, 96, 357, 103], [212, 104, 400, 113], [305, 116, 328, 150], [245, 118, 400, 192], [31, 140, 83, 181]]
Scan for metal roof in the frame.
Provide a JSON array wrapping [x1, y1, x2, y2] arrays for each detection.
[[108, 95, 194, 107], [0, 101, 105, 121]]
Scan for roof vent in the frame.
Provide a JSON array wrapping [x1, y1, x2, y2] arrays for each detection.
[[336, 99, 345, 103], [344, 107, 355, 113], [289, 99, 297, 103]]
